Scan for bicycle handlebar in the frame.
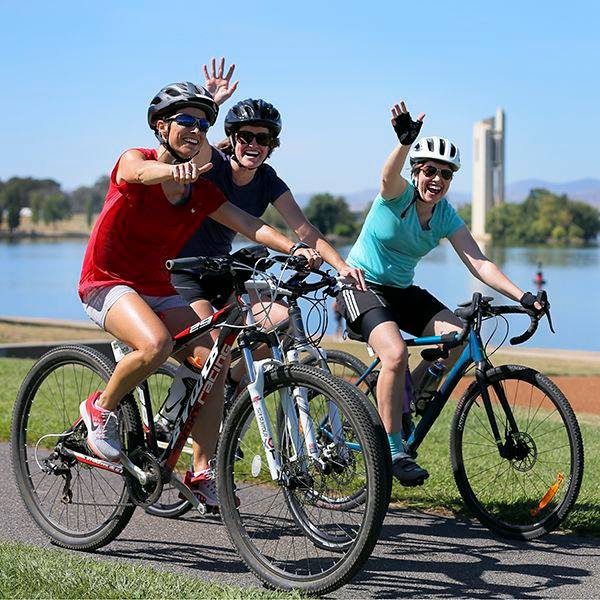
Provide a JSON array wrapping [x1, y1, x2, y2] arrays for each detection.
[[454, 290, 552, 346], [165, 250, 339, 297]]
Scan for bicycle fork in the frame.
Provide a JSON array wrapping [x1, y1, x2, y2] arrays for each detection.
[[240, 347, 337, 483]]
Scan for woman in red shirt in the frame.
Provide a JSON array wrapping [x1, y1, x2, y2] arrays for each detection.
[[78, 81, 319, 505]]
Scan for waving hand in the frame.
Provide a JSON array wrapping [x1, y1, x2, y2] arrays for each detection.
[[203, 57, 239, 106]]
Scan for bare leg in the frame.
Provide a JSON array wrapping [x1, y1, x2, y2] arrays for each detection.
[[100, 293, 175, 411], [364, 321, 408, 433]]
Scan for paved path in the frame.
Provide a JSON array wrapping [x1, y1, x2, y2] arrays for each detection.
[[2, 444, 600, 597]]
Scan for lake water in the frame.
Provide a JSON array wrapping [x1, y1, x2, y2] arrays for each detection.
[[0, 239, 598, 351]]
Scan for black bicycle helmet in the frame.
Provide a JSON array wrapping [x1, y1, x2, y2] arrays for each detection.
[[224, 98, 282, 136], [147, 82, 219, 129]]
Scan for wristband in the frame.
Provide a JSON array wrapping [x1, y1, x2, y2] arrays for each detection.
[[289, 242, 309, 255]]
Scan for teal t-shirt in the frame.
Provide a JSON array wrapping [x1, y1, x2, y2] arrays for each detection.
[[347, 183, 465, 288]]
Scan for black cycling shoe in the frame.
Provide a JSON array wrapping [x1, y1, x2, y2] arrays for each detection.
[[392, 455, 429, 487]]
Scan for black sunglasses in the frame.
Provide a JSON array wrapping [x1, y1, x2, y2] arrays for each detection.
[[169, 114, 210, 133], [420, 165, 454, 181], [236, 130, 273, 147]]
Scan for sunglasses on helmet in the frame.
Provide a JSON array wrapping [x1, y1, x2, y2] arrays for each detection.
[[168, 114, 210, 133], [420, 165, 454, 181], [235, 130, 273, 147]]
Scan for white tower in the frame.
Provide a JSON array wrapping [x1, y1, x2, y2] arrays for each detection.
[[472, 109, 505, 239]]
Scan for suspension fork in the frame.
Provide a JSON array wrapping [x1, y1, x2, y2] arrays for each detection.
[[286, 303, 346, 452], [286, 345, 346, 456]]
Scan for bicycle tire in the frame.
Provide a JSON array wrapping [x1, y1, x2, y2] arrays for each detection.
[[11, 344, 143, 551], [299, 348, 384, 511], [143, 362, 193, 519], [216, 364, 389, 594], [450, 364, 584, 540], [302, 348, 377, 402]]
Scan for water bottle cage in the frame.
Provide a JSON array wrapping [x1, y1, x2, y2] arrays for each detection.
[[415, 389, 440, 416]]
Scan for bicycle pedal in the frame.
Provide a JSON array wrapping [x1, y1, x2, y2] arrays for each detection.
[[399, 476, 428, 488]]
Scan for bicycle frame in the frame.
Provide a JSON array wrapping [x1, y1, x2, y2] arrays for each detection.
[[350, 327, 520, 457], [91, 280, 339, 511]]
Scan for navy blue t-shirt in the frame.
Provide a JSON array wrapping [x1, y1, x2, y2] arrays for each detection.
[[177, 147, 290, 258]]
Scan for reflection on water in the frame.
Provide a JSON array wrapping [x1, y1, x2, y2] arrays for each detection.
[[0, 239, 598, 351], [482, 243, 598, 269]]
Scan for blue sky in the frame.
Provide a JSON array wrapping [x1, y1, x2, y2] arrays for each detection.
[[1, 0, 598, 195]]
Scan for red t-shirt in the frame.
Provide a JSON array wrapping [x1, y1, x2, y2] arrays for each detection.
[[79, 148, 227, 299]]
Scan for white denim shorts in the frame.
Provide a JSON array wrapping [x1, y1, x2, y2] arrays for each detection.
[[81, 284, 188, 329]]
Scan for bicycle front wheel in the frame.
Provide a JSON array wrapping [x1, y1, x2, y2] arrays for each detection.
[[11, 345, 143, 550], [216, 364, 389, 595], [450, 364, 583, 540]]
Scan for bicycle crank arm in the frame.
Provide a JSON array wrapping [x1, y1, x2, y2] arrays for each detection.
[[169, 472, 206, 515], [119, 453, 148, 485]]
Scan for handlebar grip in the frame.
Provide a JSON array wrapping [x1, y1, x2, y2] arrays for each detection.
[[509, 314, 538, 345], [165, 256, 229, 272]]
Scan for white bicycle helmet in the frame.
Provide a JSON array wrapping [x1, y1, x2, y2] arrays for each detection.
[[409, 136, 461, 171]]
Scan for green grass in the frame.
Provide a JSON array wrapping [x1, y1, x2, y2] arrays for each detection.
[[0, 541, 300, 599], [0, 358, 33, 439]]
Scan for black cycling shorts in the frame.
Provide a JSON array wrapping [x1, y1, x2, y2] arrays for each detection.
[[171, 271, 234, 309], [336, 283, 448, 340]]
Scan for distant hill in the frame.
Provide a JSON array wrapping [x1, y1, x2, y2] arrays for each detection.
[[295, 178, 600, 211]]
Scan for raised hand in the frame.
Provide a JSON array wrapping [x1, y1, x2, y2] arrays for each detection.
[[203, 57, 239, 106], [391, 101, 425, 146]]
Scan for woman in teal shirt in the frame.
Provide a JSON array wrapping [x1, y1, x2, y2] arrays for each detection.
[[338, 100, 541, 485]]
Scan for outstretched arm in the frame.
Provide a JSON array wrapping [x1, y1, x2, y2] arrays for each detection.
[[273, 191, 366, 290], [450, 226, 525, 301], [116, 150, 212, 187], [380, 101, 425, 200], [209, 201, 322, 268]]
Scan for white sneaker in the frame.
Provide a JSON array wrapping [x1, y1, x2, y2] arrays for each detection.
[[79, 391, 121, 462]]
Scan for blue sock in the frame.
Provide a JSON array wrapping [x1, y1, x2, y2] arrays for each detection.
[[388, 432, 407, 460]]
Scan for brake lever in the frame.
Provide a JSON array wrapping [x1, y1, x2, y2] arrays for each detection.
[[536, 290, 555, 334]]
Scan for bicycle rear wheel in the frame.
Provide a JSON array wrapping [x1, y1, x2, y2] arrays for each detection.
[[302, 348, 377, 401], [11, 345, 143, 551], [216, 364, 389, 594], [450, 364, 583, 540]]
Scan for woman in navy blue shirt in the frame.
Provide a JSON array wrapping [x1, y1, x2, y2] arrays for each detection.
[[169, 59, 364, 506]]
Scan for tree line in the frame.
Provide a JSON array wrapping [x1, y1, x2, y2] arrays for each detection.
[[2, 176, 598, 246], [0, 176, 109, 232], [459, 188, 599, 245]]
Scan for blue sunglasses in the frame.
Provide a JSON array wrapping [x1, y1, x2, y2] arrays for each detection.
[[169, 114, 210, 133]]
